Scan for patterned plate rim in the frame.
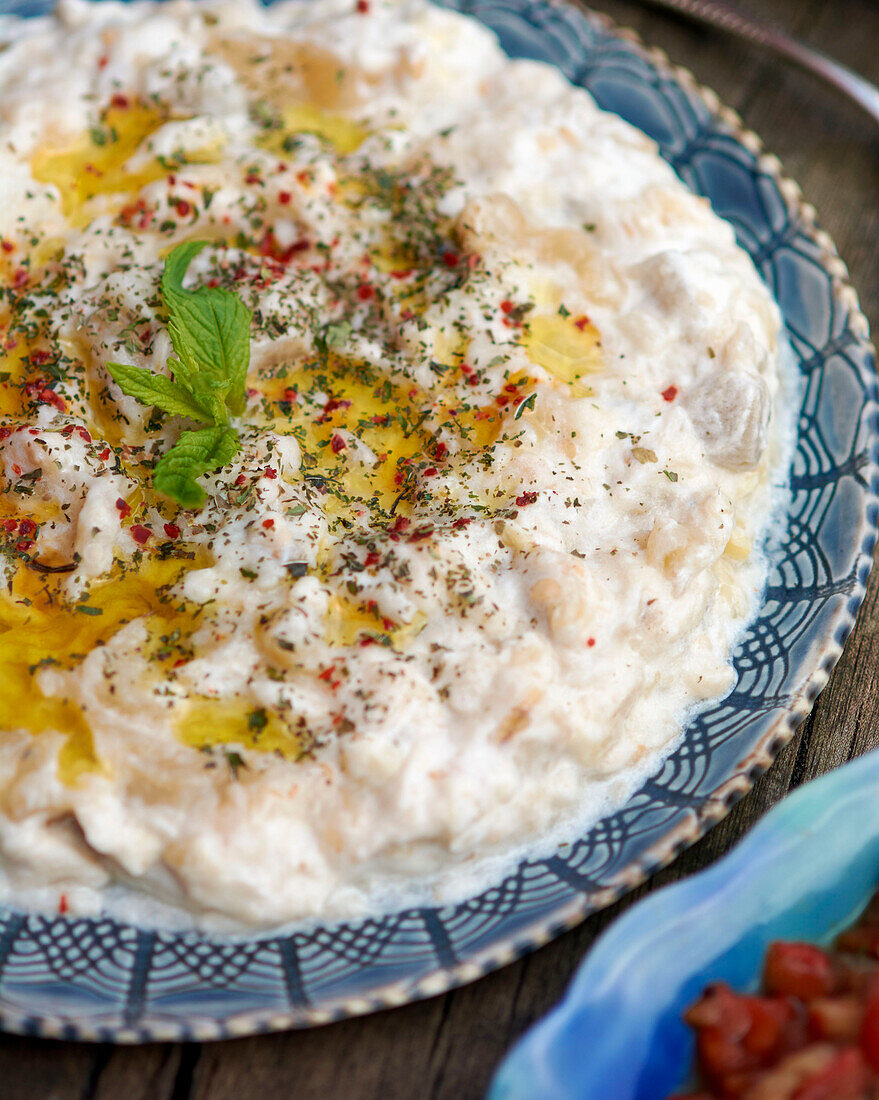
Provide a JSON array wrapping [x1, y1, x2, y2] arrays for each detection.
[[0, 0, 876, 1042]]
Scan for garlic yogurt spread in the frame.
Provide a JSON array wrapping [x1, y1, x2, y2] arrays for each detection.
[[0, 0, 785, 926]]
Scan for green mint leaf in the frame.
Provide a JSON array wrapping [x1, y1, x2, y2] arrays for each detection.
[[161, 241, 252, 418], [153, 425, 241, 508], [106, 361, 214, 423]]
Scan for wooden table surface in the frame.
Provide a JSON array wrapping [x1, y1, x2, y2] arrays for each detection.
[[5, 0, 879, 1096]]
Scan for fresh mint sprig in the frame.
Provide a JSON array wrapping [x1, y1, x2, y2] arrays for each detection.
[[107, 241, 253, 509]]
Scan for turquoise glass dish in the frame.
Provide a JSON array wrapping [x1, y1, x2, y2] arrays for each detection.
[[490, 749, 879, 1100], [0, 0, 873, 1040]]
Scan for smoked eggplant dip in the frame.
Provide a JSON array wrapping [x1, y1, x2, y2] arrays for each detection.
[[0, 0, 786, 926]]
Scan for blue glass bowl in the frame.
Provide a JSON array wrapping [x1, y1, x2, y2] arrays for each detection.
[[489, 748, 879, 1100], [0, 0, 873, 1040]]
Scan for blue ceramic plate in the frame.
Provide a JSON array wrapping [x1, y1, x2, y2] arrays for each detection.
[[489, 748, 879, 1100], [0, 0, 875, 1041]]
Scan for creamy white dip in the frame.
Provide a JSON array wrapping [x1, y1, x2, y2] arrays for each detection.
[[0, 0, 785, 927]]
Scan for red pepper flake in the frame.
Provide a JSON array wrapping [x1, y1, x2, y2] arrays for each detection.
[[500, 300, 514, 315], [573, 315, 590, 331], [364, 550, 381, 567], [452, 517, 471, 529], [264, 467, 278, 480], [174, 198, 192, 218], [359, 636, 376, 647], [30, 349, 51, 365], [115, 498, 131, 518], [587, 637, 595, 648], [390, 516, 410, 535], [0, 240, 13, 254], [466, 254, 481, 270], [39, 388, 66, 412], [110, 93, 130, 109], [319, 397, 352, 422], [130, 524, 151, 545], [390, 268, 414, 280], [97, 55, 109, 69], [281, 387, 298, 404], [76, 426, 92, 443], [245, 173, 262, 186], [11, 464, 21, 476], [119, 198, 154, 230], [262, 518, 275, 530], [259, 230, 310, 264], [331, 434, 347, 453], [408, 526, 434, 542], [58, 894, 68, 915], [422, 467, 438, 478], [515, 491, 538, 507], [235, 474, 247, 486], [318, 665, 336, 682], [4, 338, 16, 350], [370, 413, 389, 427], [13, 268, 28, 288], [172, 657, 188, 668], [356, 283, 374, 301], [278, 190, 292, 205], [433, 441, 448, 460], [356, 0, 370, 11], [15, 539, 34, 553], [662, 385, 678, 402], [98, 447, 111, 461], [442, 250, 459, 268], [163, 522, 181, 540], [1, 519, 15, 533], [18, 518, 36, 537]]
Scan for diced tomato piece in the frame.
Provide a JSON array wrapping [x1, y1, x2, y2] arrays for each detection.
[[792, 1046, 870, 1100], [686, 984, 752, 1039], [859, 994, 879, 1071], [765, 943, 840, 1000], [697, 1027, 759, 1081], [809, 995, 864, 1042], [741, 996, 794, 1056]]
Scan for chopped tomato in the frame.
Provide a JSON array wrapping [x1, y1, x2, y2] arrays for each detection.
[[859, 995, 879, 1071], [792, 1046, 870, 1100], [765, 943, 840, 1000], [809, 995, 864, 1042]]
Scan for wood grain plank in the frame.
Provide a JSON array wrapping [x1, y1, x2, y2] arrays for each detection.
[[3, 3, 877, 1098], [0, 1038, 99, 1100]]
